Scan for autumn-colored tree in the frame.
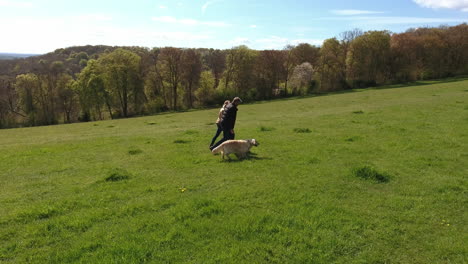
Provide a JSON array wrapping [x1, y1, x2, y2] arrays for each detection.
[[445, 24, 468, 75]]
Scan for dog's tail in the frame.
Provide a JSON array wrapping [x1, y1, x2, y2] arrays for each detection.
[[211, 144, 223, 154]]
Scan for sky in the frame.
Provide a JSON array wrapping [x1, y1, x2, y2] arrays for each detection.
[[0, 0, 467, 54]]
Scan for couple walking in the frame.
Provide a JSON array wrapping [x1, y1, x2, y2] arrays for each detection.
[[209, 97, 242, 151]]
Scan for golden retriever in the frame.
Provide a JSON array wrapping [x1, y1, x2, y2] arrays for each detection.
[[211, 139, 259, 160]]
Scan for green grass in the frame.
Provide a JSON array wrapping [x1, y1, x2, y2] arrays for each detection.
[[1, 79, 467, 263]]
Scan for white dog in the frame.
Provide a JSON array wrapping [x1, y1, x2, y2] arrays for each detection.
[[211, 139, 259, 160]]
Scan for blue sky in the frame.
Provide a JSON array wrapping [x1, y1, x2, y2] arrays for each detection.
[[1, 0, 467, 53]]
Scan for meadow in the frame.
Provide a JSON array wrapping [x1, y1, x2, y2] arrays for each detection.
[[0, 79, 467, 263]]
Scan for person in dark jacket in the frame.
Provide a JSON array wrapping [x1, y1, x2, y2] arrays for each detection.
[[210, 97, 242, 151]]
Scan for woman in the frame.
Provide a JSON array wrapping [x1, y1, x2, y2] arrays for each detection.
[[210, 100, 230, 148]]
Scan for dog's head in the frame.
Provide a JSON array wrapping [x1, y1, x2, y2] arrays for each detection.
[[249, 139, 259, 146]]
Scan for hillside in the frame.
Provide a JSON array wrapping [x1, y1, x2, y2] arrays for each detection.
[[0, 45, 117, 76], [0, 79, 467, 263]]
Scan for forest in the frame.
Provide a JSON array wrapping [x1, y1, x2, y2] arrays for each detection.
[[0, 23, 467, 128]]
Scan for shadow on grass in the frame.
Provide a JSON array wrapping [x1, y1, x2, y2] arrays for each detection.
[[174, 139, 190, 144], [220, 152, 272, 162]]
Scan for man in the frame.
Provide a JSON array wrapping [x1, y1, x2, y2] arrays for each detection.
[[210, 97, 242, 151]]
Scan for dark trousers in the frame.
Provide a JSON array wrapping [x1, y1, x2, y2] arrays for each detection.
[[210, 123, 223, 146], [210, 126, 234, 150]]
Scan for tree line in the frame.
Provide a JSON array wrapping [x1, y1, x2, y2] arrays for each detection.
[[0, 24, 467, 128]]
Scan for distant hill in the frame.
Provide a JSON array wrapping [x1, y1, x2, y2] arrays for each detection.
[[0, 53, 39, 60], [0, 45, 150, 77]]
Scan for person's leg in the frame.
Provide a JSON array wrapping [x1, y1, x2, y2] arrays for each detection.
[[210, 124, 222, 147], [210, 127, 231, 151]]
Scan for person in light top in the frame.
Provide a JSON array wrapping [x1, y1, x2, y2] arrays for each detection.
[[209, 100, 230, 149]]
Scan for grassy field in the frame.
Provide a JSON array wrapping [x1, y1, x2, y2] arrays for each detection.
[[0, 79, 467, 263]]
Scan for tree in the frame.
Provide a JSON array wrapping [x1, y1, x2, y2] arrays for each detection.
[[0, 76, 21, 128], [203, 49, 226, 89], [346, 31, 391, 87], [157, 47, 183, 110], [290, 62, 315, 95], [56, 74, 77, 123], [222, 45, 257, 99], [282, 45, 298, 96], [319, 38, 346, 91], [143, 48, 169, 112], [15, 73, 41, 125], [76, 59, 112, 120], [181, 49, 202, 108], [195, 71, 216, 106], [255, 50, 286, 99], [293, 43, 320, 66], [340, 28, 363, 81], [99, 48, 143, 117]]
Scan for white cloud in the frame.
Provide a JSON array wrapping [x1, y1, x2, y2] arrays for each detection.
[[413, 0, 468, 12], [159, 5, 167, 9], [202, 0, 222, 14], [250, 25, 257, 28], [319, 15, 467, 25], [0, 15, 214, 53], [0, 0, 33, 8], [331, 9, 384, 15], [152, 16, 229, 27]]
